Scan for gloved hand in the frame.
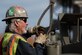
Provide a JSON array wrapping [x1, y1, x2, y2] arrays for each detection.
[[35, 33, 47, 44], [28, 26, 46, 36]]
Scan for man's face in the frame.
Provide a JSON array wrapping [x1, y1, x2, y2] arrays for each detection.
[[16, 18, 28, 34]]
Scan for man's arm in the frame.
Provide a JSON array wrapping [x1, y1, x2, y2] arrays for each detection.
[[16, 39, 36, 55]]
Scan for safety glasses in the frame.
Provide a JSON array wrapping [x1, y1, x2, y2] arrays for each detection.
[[16, 18, 27, 23], [21, 18, 27, 23]]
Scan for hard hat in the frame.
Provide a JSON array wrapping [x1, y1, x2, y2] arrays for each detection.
[[2, 5, 28, 21]]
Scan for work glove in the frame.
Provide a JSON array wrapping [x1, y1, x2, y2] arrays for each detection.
[[35, 33, 47, 44], [28, 26, 46, 36]]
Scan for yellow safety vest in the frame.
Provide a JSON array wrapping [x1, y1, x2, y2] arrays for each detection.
[[2, 33, 27, 55]]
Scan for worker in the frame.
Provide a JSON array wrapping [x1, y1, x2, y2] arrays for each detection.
[[1, 5, 47, 55]]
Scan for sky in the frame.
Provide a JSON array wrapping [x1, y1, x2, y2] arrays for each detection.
[[0, 0, 50, 34], [0, 0, 63, 34]]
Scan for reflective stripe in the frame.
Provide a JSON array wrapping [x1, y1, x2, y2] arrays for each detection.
[[2, 33, 27, 55], [13, 34, 27, 55], [2, 33, 13, 55], [8, 34, 16, 55]]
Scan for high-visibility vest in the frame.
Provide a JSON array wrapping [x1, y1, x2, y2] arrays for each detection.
[[2, 33, 27, 55]]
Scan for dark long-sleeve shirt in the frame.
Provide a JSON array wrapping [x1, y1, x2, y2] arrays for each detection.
[[16, 39, 44, 55]]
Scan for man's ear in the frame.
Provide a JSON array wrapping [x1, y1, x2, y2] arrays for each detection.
[[14, 21, 19, 27]]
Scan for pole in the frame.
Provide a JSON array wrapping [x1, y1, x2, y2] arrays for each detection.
[[47, 0, 55, 34]]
